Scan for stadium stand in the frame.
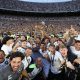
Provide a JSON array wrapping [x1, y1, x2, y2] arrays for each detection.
[[0, 0, 80, 34], [0, 14, 80, 34], [0, 0, 80, 13]]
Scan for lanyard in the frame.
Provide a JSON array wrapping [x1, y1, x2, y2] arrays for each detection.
[[51, 55, 54, 66]]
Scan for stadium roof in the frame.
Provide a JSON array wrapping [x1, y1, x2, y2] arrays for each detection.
[[0, 0, 80, 13]]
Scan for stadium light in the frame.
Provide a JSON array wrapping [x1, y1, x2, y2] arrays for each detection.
[[19, 0, 72, 3]]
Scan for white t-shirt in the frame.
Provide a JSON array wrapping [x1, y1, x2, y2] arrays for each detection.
[[70, 46, 80, 58], [1, 45, 12, 56], [49, 51, 64, 74]]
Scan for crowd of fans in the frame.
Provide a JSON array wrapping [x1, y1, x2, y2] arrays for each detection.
[[0, 14, 80, 34], [0, 0, 80, 13], [0, 24, 80, 80]]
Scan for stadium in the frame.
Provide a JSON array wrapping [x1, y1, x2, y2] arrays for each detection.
[[0, 0, 80, 80], [0, 0, 80, 35]]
